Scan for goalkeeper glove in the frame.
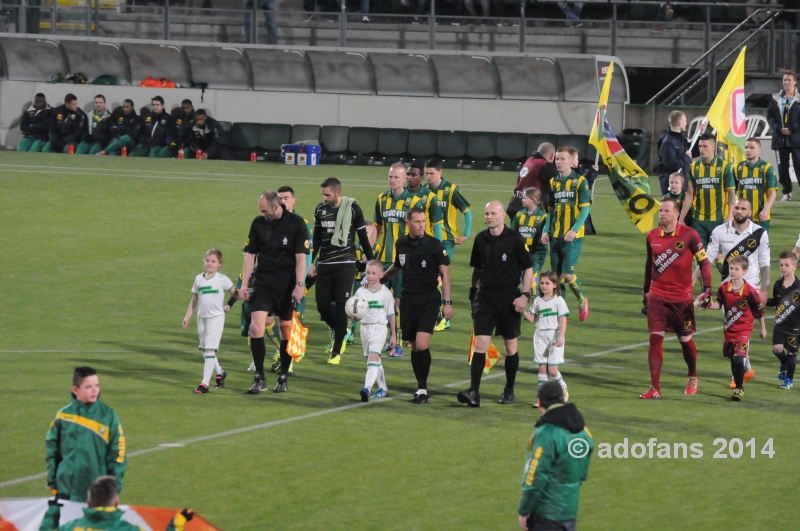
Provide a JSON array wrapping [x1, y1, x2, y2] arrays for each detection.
[[697, 286, 713, 309]]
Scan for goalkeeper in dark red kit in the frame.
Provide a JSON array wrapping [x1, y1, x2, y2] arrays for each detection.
[[641, 199, 712, 399]]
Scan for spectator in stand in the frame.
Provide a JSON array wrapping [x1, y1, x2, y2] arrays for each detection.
[[174, 99, 195, 153], [43, 93, 89, 154], [87, 95, 113, 155], [327, 0, 370, 21], [18, 93, 51, 152], [186, 109, 232, 161], [767, 70, 800, 201], [657, 110, 694, 195], [97, 100, 142, 156], [244, 0, 277, 45], [557, 1, 583, 21], [131, 96, 175, 158], [507, 142, 557, 219]]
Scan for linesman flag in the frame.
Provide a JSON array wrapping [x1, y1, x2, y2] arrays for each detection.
[[286, 311, 308, 363], [589, 62, 660, 233], [705, 47, 747, 167], [468, 330, 501, 374]]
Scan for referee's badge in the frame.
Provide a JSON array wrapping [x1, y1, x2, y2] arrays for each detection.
[[399, 254, 406, 266]]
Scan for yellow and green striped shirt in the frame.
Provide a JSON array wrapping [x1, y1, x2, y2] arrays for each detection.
[[424, 178, 472, 241], [689, 156, 736, 222], [548, 171, 591, 239], [408, 187, 443, 237], [734, 158, 778, 220], [511, 206, 548, 254], [374, 189, 412, 263]]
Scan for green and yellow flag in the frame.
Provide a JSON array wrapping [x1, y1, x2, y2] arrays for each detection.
[[706, 47, 747, 166], [589, 62, 660, 233]]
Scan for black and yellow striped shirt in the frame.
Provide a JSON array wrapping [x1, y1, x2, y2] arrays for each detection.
[[734, 158, 778, 220], [689, 156, 736, 222]]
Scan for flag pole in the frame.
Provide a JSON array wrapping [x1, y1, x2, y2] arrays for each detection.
[[687, 118, 708, 152], [591, 151, 600, 200]]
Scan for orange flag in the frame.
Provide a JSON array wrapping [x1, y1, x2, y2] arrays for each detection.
[[286, 312, 308, 363], [468, 329, 501, 375]]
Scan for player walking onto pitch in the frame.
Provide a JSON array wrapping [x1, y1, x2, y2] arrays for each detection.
[[182, 249, 237, 394], [545, 147, 591, 321], [523, 271, 570, 401], [696, 256, 766, 401], [512, 187, 549, 288], [353, 260, 397, 402], [641, 199, 712, 399], [766, 251, 800, 389]]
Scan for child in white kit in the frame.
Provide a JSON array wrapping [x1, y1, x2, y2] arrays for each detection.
[[523, 270, 571, 401], [182, 249, 238, 394], [354, 260, 397, 402]]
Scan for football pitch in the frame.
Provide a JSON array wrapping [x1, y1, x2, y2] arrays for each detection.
[[2, 151, 799, 531]]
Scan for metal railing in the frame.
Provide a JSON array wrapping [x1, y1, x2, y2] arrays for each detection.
[[1, 0, 798, 73]]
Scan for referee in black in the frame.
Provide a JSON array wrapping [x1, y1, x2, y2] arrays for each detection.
[[383, 207, 453, 403], [310, 177, 374, 363], [240, 190, 310, 394], [458, 200, 533, 407]]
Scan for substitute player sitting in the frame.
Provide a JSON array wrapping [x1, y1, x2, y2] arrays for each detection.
[[355, 261, 397, 402], [523, 271, 569, 400], [641, 199, 712, 399], [182, 249, 236, 394], [696, 256, 765, 401]]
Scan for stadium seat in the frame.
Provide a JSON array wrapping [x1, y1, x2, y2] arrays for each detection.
[[495, 132, 528, 172], [557, 134, 591, 164], [376, 128, 409, 165], [347, 127, 380, 165], [406, 129, 439, 162], [291, 124, 321, 144], [217, 121, 232, 133], [436, 130, 469, 169], [230, 122, 261, 160], [320, 126, 350, 165], [260, 123, 292, 162], [526, 134, 559, 158], [464, 131, 497, 171]]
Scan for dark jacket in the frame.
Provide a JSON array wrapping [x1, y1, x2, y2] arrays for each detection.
[[89, 110, 113, 147], [767, 90, 800, 149], [189, 117, 231, 159], [21, 104, 51, 140], [49, 105, 89, 149], [108, 111, 143, 142], [658, 129, 692, 181], [174, 110, 195, 148], [507, 152, 557, 218], [139, 110, 175, 148], [519, 403, 594, 522]]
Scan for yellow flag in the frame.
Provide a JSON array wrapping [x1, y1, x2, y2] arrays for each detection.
[[286, 312, 308, 363], [706, 46, 747, 163], [589, 62, 660, 233], [468, 329, 501, 375]]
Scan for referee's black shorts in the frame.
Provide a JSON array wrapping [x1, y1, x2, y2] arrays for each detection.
[[400, 292, 440, 342], [315, 262, 357, 305], [250, 272, 294, 322], [472, 287, 521, 340]]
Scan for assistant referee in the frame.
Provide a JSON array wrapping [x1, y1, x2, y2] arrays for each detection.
[[458, 200, 533, 407], [383, 207, 453, 403], [240, 191, 310, 395]]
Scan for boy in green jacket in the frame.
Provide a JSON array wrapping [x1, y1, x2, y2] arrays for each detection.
[[41, 367, 126, 531], [518, 382, 593, 531], [58, 476, 193, 531]]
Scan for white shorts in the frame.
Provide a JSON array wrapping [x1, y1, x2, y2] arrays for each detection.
[[533, 328, 564, 365], [198, 315, 225, 352], [360, 323, 387, 356]]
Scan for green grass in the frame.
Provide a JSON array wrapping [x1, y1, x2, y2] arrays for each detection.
[[1, 151, 799, 530]]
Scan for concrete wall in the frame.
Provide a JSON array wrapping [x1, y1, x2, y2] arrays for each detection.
[[0, 80, 623, 147]]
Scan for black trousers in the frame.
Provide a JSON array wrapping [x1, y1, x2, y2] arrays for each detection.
[[774, 147, 800, 194]]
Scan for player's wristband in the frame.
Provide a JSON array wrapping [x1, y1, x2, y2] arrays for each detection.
[[442, 299, 452, 305]]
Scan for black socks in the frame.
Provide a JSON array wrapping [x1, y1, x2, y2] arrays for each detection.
[[471, 352, 485, 392], [418, 348, 431, 390], [251, 336, 266, 377], [731, 356, 745, 390], [788, 354, 798, 380], [279, 339, 292, 375], [504, 353, 519, 393]]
